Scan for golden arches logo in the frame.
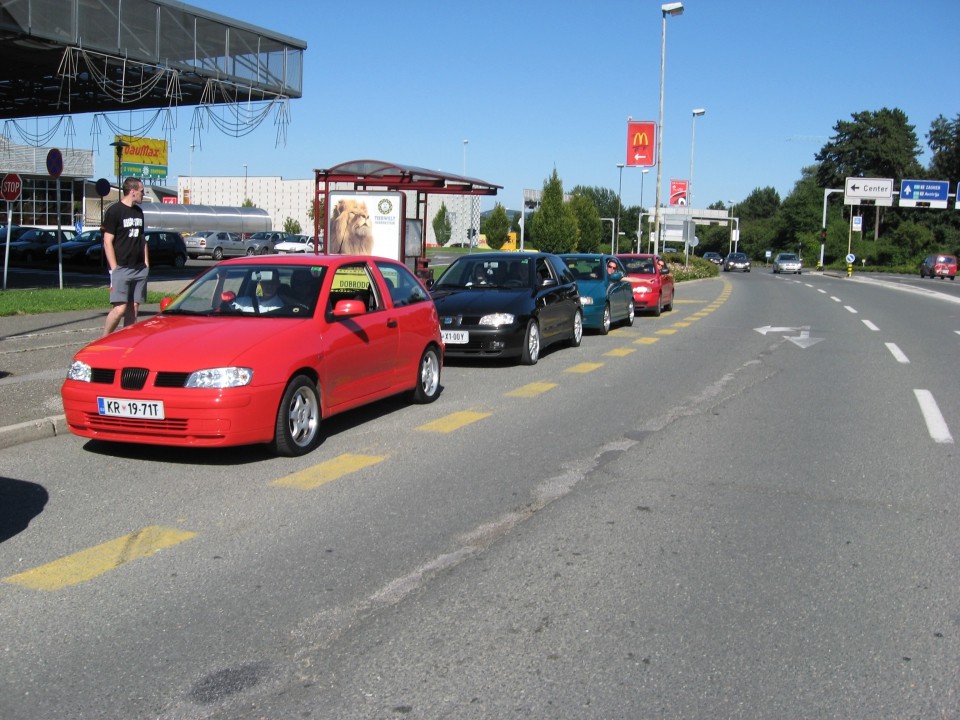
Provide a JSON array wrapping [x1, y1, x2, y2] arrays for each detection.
[[632, 132, 649, 146]]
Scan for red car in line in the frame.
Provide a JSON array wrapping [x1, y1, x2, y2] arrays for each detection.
[[919, 254, 957, 280], [61, 255, 443, 456], [616, 254, 675, 316]]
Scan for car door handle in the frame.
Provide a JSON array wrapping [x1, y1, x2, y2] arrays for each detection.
[[387, 318, 398, 328]]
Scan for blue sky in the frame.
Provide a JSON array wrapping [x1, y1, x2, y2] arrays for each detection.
[[69, 0, 959, 213]]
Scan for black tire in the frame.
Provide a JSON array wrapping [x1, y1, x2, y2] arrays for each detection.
[[520, 319, 541, 365], [273, 375, 321, 457], [652, 294, 662, 317], [663, 291, 673, 312], [173, 254, 187, 269], [212, 247, 224, 261], [569, 309, 583, 347], [411, 346, 441, 403], [599, 303, 611, 335], [246, 247, 256, 256], [623, 301, 635, 327]]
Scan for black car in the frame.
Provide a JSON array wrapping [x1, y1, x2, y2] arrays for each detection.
[[430, 251, 583, 365], [7, 228, 77, 263], [85, 229, 188, 268], [703, 251, 723, 265], [723, 252, 751, 272], [45, 229, 103, 264]]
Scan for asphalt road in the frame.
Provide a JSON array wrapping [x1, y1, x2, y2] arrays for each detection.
[[1, 269, 959, 719]]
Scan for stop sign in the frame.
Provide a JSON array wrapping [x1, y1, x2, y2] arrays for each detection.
[[1, 173, 22, 202]]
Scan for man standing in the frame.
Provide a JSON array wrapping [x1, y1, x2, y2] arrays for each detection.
[[102, 177, 148, 335]]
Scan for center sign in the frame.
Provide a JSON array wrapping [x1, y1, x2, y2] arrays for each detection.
[[844, 177, 893, 206]]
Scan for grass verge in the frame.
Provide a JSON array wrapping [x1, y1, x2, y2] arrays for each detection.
[[0, 287, 168, 316]]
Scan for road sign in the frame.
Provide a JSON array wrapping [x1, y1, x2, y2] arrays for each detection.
[[844, 177, 893, 206], [846, 253, 856, 263], [852, 215, 863, 232], [669, 179, 688, 206], [1, 173, 22, 201], [899, 179, 949, 209], [46, 148, 64, 178], [626, 120, 656, 167]]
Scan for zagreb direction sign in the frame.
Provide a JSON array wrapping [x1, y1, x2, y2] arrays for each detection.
[[844, 177, 893, 206], [899, 179, 950, 209]]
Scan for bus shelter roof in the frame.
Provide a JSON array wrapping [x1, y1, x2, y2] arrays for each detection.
[[314, 160, 501, 197]]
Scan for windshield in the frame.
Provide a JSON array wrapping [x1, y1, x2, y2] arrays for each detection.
[[620, 257, 657, 275], [434, 257, 532, 289], [163, 264, 326, 317], [778, 254, 798, 261]]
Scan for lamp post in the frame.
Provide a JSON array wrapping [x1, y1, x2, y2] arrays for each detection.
[[689, 108, 705, 208], [638, 168, 650, 251], [615, 163, 624, 253], [463, 139, 473, 252], [601, 218, 615, 253], [109, 139, 130, 195], [653, 1, 684, 256]]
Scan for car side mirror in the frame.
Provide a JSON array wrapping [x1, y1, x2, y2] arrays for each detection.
[[609, 271, 623, 281], [332, 299, 367, 317]]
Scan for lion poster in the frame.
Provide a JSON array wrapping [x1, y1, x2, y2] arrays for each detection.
[[327, 191, 403, 259]]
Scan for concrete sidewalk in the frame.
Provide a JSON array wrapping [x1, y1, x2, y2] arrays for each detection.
[[0, 279, 188, 449]]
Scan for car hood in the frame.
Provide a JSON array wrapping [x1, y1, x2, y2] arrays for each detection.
[[574, 278, 618, 298], [74, 314, 310, 370], [431, 287, 532, 315]]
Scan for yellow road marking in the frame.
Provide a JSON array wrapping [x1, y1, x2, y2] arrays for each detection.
[[3, 526, 196, 591], [272, 453, 386, 489], [672, 321, 691, 327], [634, 337, 660, 345], [417, 410, 491, 433], [604, 348, 636, 357], [565, 362, 604, 374], [608, 328, 632, 336], [655, 328, 678, 335], [506, 382, 558, 398]]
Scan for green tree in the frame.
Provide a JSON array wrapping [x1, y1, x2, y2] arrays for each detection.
[[569, 193, 603, 252], [927, 113, 960, 183], [433, 202, 452, 246], [482, 203, 511, 250], [529, 169, 578, 254], [241, 198, 255, 207], [283, 217, 302, 234]]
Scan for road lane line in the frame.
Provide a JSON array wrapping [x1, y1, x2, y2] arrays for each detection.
[[633, 337, 660, 345], [604, 348, 636, 357], [655, 328, 678, 335], [862, 320, 879, 331], [885, 343, 910, 364], [844, 305, 858, 314], [672, 321, 691, 327], [3, 526, 196, 591], [272, 453, 386, 489], [417, 410, 492, 433], [830, 296, 842, 302], [564, 362, 604, 374], [913, 390, 954, 444], [505, 382, 557, 398]]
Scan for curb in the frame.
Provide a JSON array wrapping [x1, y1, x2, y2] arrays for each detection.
[[0, 414, 68, 450]]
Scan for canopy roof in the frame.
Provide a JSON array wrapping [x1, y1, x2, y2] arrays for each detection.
[[315, 160, 501, 197]]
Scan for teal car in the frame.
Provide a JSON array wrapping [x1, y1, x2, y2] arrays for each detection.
[[559, 254, 634, 334]]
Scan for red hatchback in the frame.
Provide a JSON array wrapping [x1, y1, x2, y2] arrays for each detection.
[[920, 254, 957, 280], [616, 254, 675, 316], [61, 255, 443, 456]]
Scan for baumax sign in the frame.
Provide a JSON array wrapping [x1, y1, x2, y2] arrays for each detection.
[[116, 136, 169, 180]]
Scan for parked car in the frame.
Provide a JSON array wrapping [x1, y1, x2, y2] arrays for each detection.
[[617, 253, 675, 316], [662, 246, 678, 254], [772, 252, 802, 274], [61, 255, 442, 456], [723, 252, 751, 272], [146, 230, 189, 268], [0, 225, 36, 244], [559, 253, 634, 333], [45, 229, 102, 264], [919, 254, 957, 280], [247, 230, 293, 255], [430, 251, 582, 365], [274, 235, 317, 254], [184, 230, 249, 260], [703, 251, 723, 265], [7, 228, 76, 263]]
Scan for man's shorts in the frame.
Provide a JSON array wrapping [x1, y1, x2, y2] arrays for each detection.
[[109, 266, 149, 305]]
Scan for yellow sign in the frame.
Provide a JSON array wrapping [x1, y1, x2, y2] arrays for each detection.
[[115, 135, 168, 179]]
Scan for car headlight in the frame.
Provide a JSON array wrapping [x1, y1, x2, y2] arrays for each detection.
[[185, 367, 254, 388], [67, 360, 92, 382], [632, 286, 650, 295], [579, 296, 594, 305], [478, 313, 515, 327]]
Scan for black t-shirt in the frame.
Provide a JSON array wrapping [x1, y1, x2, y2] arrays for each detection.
[[103, 201, 146, 269]]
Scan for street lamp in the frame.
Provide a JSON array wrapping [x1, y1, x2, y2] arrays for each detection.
[[689, 108, 705, 208], [616, 163, 624, 253], [109, 139, 130, 194], [653, 1, 684, 256]]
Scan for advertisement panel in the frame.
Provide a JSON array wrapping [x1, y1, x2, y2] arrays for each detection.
[[626, 120, 657, 167], [327, 191, 403, 260], [669, 179, 688, 206], [116, 135, 168, 180]]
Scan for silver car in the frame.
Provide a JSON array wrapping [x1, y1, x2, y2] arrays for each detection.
[[185, 230, 250, 260], [772, 252, 802, 274]]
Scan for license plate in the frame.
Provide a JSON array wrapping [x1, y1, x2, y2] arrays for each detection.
[[441, 330, 469, 344], [97, 397, 165, 420]]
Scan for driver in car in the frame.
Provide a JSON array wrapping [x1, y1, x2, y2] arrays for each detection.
[[231, 273, 286, 313]]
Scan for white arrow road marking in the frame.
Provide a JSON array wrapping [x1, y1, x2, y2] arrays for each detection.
[[885, 343, 910, 364], [914, 389, 954, 444], [754, 325, 807, 335], [786, 330, 824, 348]]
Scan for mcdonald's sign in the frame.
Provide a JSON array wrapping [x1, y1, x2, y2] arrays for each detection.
[[626, 120, 656, 167]]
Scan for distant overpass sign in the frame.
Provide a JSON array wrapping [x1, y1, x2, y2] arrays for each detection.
[[844, 177, 893, 206], [899, 179, 949, 208]]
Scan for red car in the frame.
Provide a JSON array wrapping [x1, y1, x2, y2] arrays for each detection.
[[919, 254, 957, 280], [616, 253, 675, 316], [62, 255, 443, 456]]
